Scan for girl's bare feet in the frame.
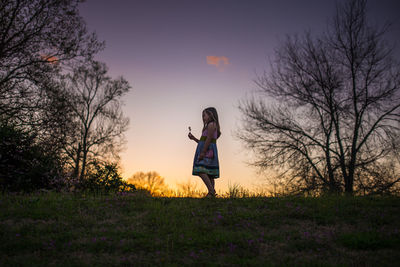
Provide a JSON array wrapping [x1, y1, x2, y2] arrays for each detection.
[[205, 191, 217, 198]]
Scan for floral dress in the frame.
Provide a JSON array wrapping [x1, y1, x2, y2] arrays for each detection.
[[192, 127, 220, 178]]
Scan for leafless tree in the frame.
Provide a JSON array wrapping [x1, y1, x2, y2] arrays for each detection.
[[62, 61, 130, 180], [238, 0, 400, 195], [0, 0, 103, 124]]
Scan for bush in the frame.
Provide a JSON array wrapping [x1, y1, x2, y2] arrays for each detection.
[[0, 122, 64, 192], [80, 162, 135, 193]]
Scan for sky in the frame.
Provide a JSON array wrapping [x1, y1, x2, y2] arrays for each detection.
[[78, 0, 400, 193]]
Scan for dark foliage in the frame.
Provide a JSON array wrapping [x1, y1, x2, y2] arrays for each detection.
[[79, 162, 135, 193], [0, 123, 64, 192]]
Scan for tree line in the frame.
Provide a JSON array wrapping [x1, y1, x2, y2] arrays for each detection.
[[0, 0, 132, 192]]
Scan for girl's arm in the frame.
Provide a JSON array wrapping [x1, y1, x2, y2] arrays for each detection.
[[199, 122, 216, 160], [188, 132, 199, 143]]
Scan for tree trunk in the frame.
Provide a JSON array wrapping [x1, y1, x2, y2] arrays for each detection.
[[345, 167, 354, 194], [80, 144, 87, 180], [73, 143, 81, 179]]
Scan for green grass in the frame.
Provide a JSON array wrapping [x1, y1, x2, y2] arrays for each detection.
[[1, 192, 399, 266]]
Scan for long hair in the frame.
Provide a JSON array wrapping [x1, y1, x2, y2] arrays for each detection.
[[202, 107, 221, 138]]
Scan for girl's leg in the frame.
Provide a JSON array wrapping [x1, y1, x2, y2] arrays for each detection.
[[210, 178, 215, 190], [199, 173, 216, 195]]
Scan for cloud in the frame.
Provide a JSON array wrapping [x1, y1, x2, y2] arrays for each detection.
[[40, 55, 59, 64], [206, 56, 230, 70]]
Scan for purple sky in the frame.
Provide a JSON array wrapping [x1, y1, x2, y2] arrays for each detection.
[[79, 0, 400, 193]]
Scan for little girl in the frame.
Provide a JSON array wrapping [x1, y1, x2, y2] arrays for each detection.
[[188, 107, 221, 197]]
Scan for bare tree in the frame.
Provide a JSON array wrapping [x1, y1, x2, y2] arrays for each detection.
[[238, 0, 400, 195], [63, 61, 130, 180], [0, 0, 103, 123]]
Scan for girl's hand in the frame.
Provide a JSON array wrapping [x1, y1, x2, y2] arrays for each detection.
[[188, 132, 195, 140]]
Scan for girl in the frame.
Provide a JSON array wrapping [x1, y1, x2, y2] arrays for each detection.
[[188, 107, 221, 197]]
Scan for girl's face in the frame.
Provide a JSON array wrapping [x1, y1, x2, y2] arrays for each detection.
[[202, 111, 211, 124]]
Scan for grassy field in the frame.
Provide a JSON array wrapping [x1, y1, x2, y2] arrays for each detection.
[[1, 192, 400, 266]]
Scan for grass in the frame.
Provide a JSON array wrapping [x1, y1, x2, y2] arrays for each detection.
[[1, 192, 399, 266]]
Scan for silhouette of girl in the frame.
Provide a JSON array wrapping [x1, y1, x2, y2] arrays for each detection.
[[188, 107, 221, 197]]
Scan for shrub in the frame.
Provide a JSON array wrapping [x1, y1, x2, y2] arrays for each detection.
[[0, 122, 64, 192], [80, 162, 135, 193]]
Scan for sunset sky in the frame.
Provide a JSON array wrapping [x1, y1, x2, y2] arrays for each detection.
[[78, 0, 400, 193]]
